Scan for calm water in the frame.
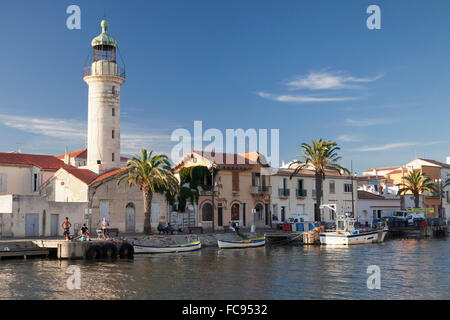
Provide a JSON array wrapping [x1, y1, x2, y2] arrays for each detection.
[[0, 238, 449, 300]]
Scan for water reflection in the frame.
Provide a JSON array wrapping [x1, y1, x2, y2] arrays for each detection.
[[0, 239, 448, 299]]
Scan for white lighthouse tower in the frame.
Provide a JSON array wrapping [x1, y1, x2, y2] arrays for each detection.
[[83, 19, 125, 174]]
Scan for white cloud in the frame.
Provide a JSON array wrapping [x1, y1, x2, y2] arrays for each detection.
[[0, 113, 173, 156], [257, 92, 356, 103], [337, 134, 361, 142], [355, 141, 443, 152], [345, 118, 392, 127], [286, 71, 384, 91], [0, 114, 86, 140]]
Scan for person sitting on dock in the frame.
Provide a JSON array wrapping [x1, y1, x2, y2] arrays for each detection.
[[232, 222, 240, 232], [167, 223, 175, 235], [158, 222, 169, 234], [81, 224, 90, 241], [62, 217, 72, 240], [101, 217, 110, 240]]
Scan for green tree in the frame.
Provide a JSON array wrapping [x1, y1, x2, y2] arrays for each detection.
[[117, 149, 179, 234], [397, 169, 437, 208], [289, 138, 350, 222]]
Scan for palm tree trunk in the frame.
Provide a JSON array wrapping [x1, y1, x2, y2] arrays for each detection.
[[143, 190, 153, 235], [315, 174, 323, 222], [414, 192, 419, 208]]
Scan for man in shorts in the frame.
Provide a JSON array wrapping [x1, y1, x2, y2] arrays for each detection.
[[62, 217, 72, 240]]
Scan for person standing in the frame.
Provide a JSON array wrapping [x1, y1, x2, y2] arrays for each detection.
[[62, 217, 72, 240], [101, 217, 110, 240]]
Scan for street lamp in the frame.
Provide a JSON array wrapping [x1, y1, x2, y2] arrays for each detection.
[[208, 161, 217, 232], [435, 178, 442, 218]]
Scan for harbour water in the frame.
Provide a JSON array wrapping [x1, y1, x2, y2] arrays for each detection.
[[0, 238, 448, 300]]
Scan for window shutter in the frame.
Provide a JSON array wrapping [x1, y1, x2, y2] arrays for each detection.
[[232, 171, 239, 191]]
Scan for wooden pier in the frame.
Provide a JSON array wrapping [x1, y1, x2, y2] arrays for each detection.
[[0, 241, 50, 260]]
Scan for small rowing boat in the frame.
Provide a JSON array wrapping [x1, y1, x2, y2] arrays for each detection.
[[134, 240, 201, 254], [217, 236, 265, 249]]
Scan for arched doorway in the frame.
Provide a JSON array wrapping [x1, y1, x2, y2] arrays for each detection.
[[125, 203, 135, 232], [231, 203, 240, 221], [202, 203, 213, 222]]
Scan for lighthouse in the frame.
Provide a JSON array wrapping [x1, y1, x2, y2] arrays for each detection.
[[83, 19, 125, 174]]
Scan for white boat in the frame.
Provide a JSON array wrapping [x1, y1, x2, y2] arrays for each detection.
[[319, 214, 388, 245], [218, 236, 265, 249], [134, 240, 201, 253]]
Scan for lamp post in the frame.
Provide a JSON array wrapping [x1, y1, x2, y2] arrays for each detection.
[[435, 178, 442, 218], [208, 161, 217, 233]]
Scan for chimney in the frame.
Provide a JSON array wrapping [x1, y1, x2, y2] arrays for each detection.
[[446, 157, 450, 165], [281, 160, 286, 167]]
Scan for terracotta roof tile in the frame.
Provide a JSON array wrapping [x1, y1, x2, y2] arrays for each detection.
[[62, 166, 98, 184], [89, 167, 128, 185], [0, 152, 69, 170], [56, 149, 129, 162]]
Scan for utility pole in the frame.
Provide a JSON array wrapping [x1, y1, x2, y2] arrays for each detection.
[[351, 160, 355, 219]]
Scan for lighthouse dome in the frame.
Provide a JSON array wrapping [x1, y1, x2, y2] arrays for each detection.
[[91, 19, 118, 48]]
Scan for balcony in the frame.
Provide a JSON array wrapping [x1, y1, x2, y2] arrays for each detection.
[[83, 65, 126, 79], [296, 189, 307, 197], [278, 188, 290, 198], [250, 185, 272, 195], [312, 190, 323, 198], [198, 185, 217, 196]]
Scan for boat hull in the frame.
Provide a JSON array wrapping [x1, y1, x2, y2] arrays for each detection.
[[134, 241, 201, 254], [320, 229, 388, 245], [218, 237, 265, 249]]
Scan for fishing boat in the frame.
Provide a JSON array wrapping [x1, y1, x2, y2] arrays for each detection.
[[319, 214, 388, 245], [133, 240, 201, 254], [217, 236, 265, 249]]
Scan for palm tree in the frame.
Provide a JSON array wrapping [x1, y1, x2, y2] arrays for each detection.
[[117, 149, 179, 234], [397, 169, 437, 208], [289, 138, 350, 222]]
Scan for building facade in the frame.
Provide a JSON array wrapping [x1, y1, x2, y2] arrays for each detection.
[[173, 151, 272, 230], [271, 168, 358, 223]]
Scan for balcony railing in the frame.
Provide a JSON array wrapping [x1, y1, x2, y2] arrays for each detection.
[[296, 189, 307, 197], [312, 190, 323, 198], [278, 188, 290, 197], [250, 185, 272, 195], [83, 66, 126, 79]]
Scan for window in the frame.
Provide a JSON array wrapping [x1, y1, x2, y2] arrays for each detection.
[[112, 130, 115, 139], [97, 160, 101, 164], [231, 203, 240, 221], [112, 108, 115, 116], [344, 182, 353, 193], [33, 173, 39, 192], [112, 153, 115, 162], [112, 86, 116, 94], [329, 180, 335, 194], [232, 171, 239, 191], [202, 203, 213, 221], [298, 179, 304, 190], [0, 173, 7, 192]]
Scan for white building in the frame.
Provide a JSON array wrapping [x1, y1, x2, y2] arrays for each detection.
[[357, 190, 401, 226], [270, 167, 357, 223]]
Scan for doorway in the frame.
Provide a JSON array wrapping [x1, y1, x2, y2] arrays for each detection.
[[25, 213, 39, 237], [126, 203, 136, 232], [50, 214, 59, 237]]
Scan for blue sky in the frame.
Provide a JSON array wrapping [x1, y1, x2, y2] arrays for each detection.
[[0, 0, 449, 173]]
